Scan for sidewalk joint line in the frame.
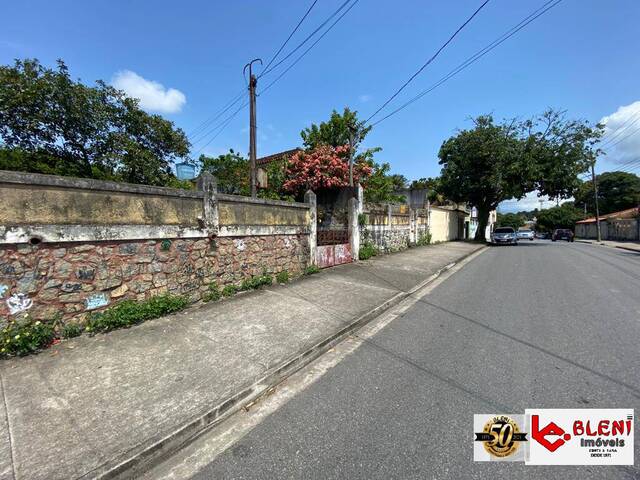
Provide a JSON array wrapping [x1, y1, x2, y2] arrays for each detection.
[[0, 370, 17, 480]]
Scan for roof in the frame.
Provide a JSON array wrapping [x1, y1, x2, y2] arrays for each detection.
[[576, 206, 639, 224], [256, 148, 302, 167]]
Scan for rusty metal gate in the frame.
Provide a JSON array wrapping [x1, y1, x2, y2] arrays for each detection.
[[316, 229, 352, 268]]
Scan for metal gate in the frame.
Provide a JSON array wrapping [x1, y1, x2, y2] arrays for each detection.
[[316, 229, 352, 268]]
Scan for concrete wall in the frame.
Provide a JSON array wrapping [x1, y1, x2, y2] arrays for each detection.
[[429, 207, 463, 243], [576, 218, 638, 241], [0, 171, 313, 323]]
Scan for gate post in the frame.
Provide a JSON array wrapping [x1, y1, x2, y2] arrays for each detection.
[[304, 190, 317, 266], [197, 172, 219, 236], [348, 196, 360, 262]]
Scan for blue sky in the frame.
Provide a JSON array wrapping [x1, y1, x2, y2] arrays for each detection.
[[2, 0, 639, 211]]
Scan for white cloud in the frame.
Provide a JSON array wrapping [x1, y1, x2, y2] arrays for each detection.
[[358, 94, 372, 103], [599, 100, 640, 163], [499, 191, 571, 213], [112, 70, 186, 114]]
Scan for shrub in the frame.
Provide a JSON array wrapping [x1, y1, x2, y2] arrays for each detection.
[[61, 323, 82, 339], [276, 270, 290, 284], [240, 273, 273, 291], [222, 284, 238, 297], [1, 318, 55, 357], [417, 231, 432, 246], [359, 242, 377, 260], [304, 265, 320, 275], [203, 283, 221, 302], [85, 294, 189, 333]]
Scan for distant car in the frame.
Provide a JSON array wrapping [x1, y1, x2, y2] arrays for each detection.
[[517, 229, 535, 241], [535, 232, 550, 239], [552, 229, 574, 242], [491, 227, 518, 245]]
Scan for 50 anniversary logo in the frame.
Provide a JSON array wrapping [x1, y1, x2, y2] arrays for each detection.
[[474, 409, 634, 465]]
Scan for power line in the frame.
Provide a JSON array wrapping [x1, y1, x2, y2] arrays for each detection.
[[260, 0, 359, 95], [262, 0, 319, 74], [189, 91, 245, 143], [364, 0, 492, 124], [370, 0, 562, 127], [259, 0, 353, 78], [601, 124, 640, 151], [192, 101, 249, 156], [599, 111, 640, 147]]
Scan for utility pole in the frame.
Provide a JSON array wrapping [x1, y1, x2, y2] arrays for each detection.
[[243, 58, 262, 197], [591, 162, 602, 243]]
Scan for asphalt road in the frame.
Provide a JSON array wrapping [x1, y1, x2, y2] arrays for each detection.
[[188, 241, 640, 479]]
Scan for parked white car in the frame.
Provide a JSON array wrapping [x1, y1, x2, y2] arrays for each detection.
[[516, 229, 535, 241], [491, 227, 518, 245]]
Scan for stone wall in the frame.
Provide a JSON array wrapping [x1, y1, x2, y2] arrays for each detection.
[[0, 170, 313, 324], [360, 203, 430, 253]]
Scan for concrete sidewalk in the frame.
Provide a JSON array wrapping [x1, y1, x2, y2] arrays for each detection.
[[575, 238, 640, 253], [0, 241, 483, 480]]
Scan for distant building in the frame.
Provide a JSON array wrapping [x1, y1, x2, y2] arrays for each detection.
[[575, 207, 639, 241]]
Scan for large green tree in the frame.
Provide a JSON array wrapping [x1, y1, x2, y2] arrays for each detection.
[[0, 58, 190, 186], [574, 171, 640, 215], [496, 212, 526, 230], [438, 111, 602, 240], [536, 202, 585, 231]]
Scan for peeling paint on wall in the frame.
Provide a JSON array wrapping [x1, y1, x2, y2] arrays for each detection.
[[85, 293, 109, 310], [0, 284, 8, 298], [7, 293, 33, 315], [234, 239, 246, 251]]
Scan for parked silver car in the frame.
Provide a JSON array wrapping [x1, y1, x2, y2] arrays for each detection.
[[490, 227, 518, 245], [516, 229, 535, 241]]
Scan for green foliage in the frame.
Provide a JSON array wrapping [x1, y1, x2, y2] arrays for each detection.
[[199, 150, 249, 195], [438, 111, 602, 240], [0, 58, 190, 186], [203, 283, 221, 302], [85, 294, 189, 333], [61, 323, 82, 339], [364, 162, 407, 203], [536, 203, 585, 231], [301, 107, 371, 150], [359, 242, 378, 260], [304, 265, 320, 275], [276, 270, 290, 284], [497, 212, 526, 230], [240, 273, 273, 291], [1, 318, 55, 357], [410, 176, 445, 204], [222, 285, 238, 297], [416, 231, 432, 246], [574, 171, 640, 215], [257, 156, 296, 202], [358, 213, 367, 227]]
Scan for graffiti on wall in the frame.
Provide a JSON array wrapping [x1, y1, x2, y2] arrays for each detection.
[[7, 293, 33, 315]]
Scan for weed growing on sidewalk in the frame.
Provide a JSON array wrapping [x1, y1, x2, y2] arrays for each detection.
[[1, 317, 55, 357], [276, 270, 290, 284], [359, 242, 378, 260], [222, 285, 238, 297], [85, 294, 189, 333], [240, 273, 273, 291], [417, 231, 432, 246], [304, 265, 320, 275], [61, 323, 82, 339], [203, 283, 222, 302]]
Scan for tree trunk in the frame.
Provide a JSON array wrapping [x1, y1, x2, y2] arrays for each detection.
[[474, 206, 491, 242]]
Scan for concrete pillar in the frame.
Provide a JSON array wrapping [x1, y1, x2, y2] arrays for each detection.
[[197, 172, 219, 236], [349, 197, 360, 262], [409, 208, 417, 244], [304, 190, 317, 266]]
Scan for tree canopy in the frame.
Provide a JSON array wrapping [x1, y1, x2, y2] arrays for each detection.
[[496, 212, 526, 230], [438, 110, 602, 240], [574, 171, 640, 215], [536, 202, 585, 231], [0, 58, 191, 186]]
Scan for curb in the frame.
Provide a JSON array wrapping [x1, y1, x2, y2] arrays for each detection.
[[576, 238, 640, 253], [614, 245, 640, 254], [95, 246, 486, 480]]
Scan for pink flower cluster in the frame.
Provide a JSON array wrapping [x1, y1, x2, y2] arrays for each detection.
[[283, 145, 372, 194]]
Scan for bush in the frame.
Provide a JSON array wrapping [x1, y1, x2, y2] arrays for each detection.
[[276, 270, 290, 284], [417, 231, 432, 246], [1, 318, 55, 357], [222, 284, 238, 297], [61, 323, 82, 339], [304, 265, 320, 275], [85, 294, 189, 333], [359, 242, 377, 260], [203, 283, 221, 302], [240, 273, 273, 291]]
